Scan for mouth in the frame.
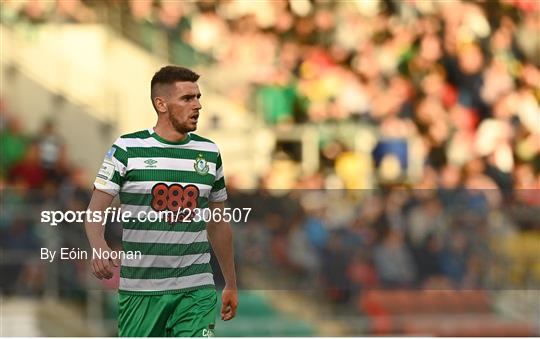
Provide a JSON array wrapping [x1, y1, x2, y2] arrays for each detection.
[[190, 114, 199, 123]]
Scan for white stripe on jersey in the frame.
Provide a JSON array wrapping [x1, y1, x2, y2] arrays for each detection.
[[127, 157, 217, 174], [119, 133, 219, 153], [121, 181, 212, 198], [94, 180, 120, 194], [122, 253, 211, 268], [120, 273, 214, 292], [209, 187, 227, 202], [122, 229, 208, 244]]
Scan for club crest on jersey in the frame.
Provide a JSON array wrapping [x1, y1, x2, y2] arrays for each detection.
[[194, 154, 209, 176]]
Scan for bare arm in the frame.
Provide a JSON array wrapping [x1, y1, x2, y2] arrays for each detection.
[[206, 201, 238, 321], [84, 189, 117, 280]]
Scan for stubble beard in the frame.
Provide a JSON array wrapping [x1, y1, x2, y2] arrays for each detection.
[[169, 113, 195, 134]]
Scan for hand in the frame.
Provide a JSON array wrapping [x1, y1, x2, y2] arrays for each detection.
[[91, 246, 119, 280], [220, 285, 238, 321]]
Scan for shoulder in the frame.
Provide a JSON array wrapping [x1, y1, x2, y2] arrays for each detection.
[[113, 129, 152, 150], [189, 133, 215, 144], [120, 129, 152, 140], [189, 133, 220, 153]]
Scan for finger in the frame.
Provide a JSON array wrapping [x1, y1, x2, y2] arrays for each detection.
[[91, 261, 98, 279], [97, 260, 107, 279], [229, 299, 238, 319], [96, 258, 109, 279], [101, 259, 113, 279], [111, 257, 120, 267], [222, 301, 237, 321], [231, 301, 238, 317], [95, 258, 104, 279], [221, 301, 229, 319], [223, 307, 234, 321], [92, 260, 103, 279]]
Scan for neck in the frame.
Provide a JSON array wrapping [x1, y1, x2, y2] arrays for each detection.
[[153, 118, 187, 143]]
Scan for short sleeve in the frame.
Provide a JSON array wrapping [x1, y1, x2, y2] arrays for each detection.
[[93, 139, 128, 197], [209, 152, 227, 202]]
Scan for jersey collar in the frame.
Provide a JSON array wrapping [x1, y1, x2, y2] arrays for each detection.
[[149, 128, 191, 145]]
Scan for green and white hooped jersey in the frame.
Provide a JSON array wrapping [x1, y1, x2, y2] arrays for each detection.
[[94, 128, 227, 295]]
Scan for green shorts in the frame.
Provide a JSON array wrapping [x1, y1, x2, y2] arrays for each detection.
[[118, 288, 217, 337]]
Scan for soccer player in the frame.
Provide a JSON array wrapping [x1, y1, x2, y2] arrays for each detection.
[[84, 65, 238, 337]]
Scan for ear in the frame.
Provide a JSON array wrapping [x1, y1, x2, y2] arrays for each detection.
[[153, 96, 168, 114]]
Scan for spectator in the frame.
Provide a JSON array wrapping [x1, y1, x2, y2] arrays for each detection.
[[0, 114, 29, 177], [440, 231, 470, 287], [373, 230, 417, 288], [9, 141, 46, 189], [414, 233, 443, 284], [36, 120, 66, 182]]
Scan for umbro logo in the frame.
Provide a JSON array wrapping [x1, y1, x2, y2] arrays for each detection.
[[144, 159, 158, 167]]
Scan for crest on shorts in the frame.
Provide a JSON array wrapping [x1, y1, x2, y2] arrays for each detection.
[[202, 324, 215, 337], [194, 153, 209, 176]]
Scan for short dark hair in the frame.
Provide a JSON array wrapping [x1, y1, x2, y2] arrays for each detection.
[[151, 65, 200, 89]]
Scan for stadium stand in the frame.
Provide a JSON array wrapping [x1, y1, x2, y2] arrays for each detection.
[[360, 290, 536, 335]]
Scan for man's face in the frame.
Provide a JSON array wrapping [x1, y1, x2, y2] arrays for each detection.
[[164, 81, 202, 134]]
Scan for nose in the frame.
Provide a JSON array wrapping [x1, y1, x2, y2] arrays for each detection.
[[194, 98, 202, 110]]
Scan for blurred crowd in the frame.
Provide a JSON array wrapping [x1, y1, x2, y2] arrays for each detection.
[[0, 107, 95, 295], [2, 0, 539, 191], [232, 188, 539, 308], [1, 0, 539, 316], [115, 0, 540, 193]]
